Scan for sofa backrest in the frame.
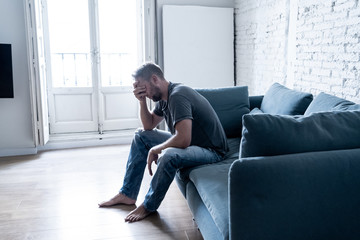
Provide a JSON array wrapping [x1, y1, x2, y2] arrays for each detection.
[[260, 83, 313, 115], [249, 95, 264, 110], [304, 92, 359, 115], [196, 86, 250, 138]]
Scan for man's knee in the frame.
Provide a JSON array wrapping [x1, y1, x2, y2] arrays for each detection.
[[134, 128, 147, 136], [135, 128, 159, 137], [133, 128, 143, 143], [158, 148, 182, 168], [134, 128, 154, 142]]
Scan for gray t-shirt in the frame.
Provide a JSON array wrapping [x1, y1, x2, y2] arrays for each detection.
[[153, 83, 228, 156]]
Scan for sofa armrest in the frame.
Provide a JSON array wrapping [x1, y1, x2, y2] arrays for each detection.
[[229, 148, 360, 240], [249, 95, 263, 110]]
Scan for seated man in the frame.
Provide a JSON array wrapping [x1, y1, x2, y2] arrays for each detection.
[[99, 62, 228, 222]]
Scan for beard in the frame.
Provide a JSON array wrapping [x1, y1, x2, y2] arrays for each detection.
[[152, 92, 162, 102], [150, 83, 162, 102]]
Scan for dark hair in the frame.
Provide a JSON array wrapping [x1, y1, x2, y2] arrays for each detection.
[[132, 62, 164, 81]]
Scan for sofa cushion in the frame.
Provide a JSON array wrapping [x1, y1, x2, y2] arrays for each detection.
[[197, 86, 249, 138], [260, 83, 313, 115], [189, 163, 232, 240], [240, 111, 360, 158], [186, 182, 224, 240], [176, 137, 240, 196], [348, 104, 360, 110], [304, 92, 356, 116]]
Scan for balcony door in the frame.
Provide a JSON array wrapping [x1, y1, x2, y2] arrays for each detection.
[[45, 0, 141, 134]]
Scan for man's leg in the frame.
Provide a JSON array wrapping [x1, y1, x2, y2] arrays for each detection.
[[99, 129, 171, 207], [125, 146, 222, 222]]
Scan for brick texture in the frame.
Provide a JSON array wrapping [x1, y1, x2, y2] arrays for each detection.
[[235, 0, 289, 95], [235, 0, 360, 103]]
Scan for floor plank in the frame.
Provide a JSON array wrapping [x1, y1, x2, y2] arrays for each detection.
[[0, 145, 203, 240]]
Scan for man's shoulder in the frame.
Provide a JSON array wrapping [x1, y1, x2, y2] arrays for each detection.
[[171, 84, 196, 97]]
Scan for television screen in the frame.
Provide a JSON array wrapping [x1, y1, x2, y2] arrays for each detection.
[[0, 43, 14, 98]]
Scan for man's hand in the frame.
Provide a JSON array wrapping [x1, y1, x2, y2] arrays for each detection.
[[146, 120, 192, 175], [147, 146, 162, 176], [133, 82, 146, 102]]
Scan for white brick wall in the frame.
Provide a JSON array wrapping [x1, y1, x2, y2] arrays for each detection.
[[235, 0, 360, 103], [295, 0, 360, 102], [235, 0, 289, 95]]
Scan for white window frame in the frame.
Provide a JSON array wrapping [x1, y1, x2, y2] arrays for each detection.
[[25, 0, 155, 147]]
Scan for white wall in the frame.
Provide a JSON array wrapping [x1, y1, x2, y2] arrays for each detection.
[[162, 5, 234, 88], [0, 0, 35, 155], [235, 0, 290, 95], [156, 0, 235, 69], [235, 0, 360, 104], [295, 0, 360, 102]]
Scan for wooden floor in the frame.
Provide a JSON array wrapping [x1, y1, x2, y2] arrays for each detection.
[[0, 145, 204, 240]]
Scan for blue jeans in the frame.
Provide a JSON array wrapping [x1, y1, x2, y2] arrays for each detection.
[[120, 128, 223, 212]]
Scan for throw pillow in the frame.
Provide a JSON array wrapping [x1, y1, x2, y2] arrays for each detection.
[[260, 83, 313, 115], [304, 92, 356, 116], [240, 111, 360, 158], [348, 104, 360, 110], [197, 86, 249, 138]]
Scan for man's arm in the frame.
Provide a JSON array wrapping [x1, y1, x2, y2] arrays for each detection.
[[139, 100, 164, 130], [147, 119, 192, 176], [133, 83, 163, 130]]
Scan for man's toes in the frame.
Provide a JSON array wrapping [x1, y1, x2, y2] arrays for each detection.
[[125, 213, 139, 223], [125, 214, 132, 222], [98, 200, 112, 207]]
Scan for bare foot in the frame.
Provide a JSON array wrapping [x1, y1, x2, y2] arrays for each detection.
[[125, 204, 153, 222], [98, 193, 136, 207]]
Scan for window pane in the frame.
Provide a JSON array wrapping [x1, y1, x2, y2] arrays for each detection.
[[47, 0, 92, 87], [98, 0, 138, 87]]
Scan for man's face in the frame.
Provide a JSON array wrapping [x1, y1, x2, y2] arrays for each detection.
[[135, 77, 162, 102]]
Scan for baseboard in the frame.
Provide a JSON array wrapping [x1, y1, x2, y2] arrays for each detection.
[[0, 147, 38, 158], [0, 132, 134, 157], [37, 135, 133, 151]]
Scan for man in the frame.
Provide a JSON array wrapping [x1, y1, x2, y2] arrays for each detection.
[[99, 62, 228, 222]]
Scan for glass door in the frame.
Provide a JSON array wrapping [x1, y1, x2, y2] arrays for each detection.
[[44, 0, 141, 135], [97, 0, 141, 133]]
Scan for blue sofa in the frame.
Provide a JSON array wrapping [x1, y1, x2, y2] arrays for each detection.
[[175, 83, 360, 240]]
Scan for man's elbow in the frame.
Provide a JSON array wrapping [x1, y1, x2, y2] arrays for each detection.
[[143, 126, 154, 131], [179, 137, 191, 149], [142, 122, 156, 131]]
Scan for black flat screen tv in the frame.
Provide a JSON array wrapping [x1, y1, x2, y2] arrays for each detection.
[[0, 43, 14, 98]]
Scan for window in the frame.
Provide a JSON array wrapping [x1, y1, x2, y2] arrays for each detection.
[[43, 0, 142, 135]]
